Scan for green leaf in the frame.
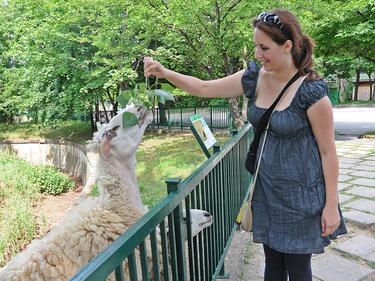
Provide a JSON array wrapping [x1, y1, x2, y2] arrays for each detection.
[[122, 112, 138, 128], [117, 94, 131, 107], [161, 83, 174, 92], [138, 83, 147, 92], [153, 89, 175, 101]]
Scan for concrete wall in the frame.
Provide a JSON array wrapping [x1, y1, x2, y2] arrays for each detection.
[[0, 140, 89, 185]]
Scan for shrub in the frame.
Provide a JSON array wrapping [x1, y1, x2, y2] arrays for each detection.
[[27, 166, 75, 195]]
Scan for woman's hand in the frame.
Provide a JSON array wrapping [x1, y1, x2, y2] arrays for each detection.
[[144, 57, 168, 79], [321, 204, 341, 237]]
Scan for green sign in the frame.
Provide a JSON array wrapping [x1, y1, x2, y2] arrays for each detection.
[[189, 114, 217, 158]]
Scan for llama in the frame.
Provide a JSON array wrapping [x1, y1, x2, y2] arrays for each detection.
[[0, 105, 212, 281]]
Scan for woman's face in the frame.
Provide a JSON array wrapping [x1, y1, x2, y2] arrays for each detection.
[[253, 28, 289, 72]]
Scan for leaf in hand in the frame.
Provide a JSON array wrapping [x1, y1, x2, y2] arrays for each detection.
[[122, 112, 138, 128], [153, 89, 175, 102], [117, 93, 131, 107]]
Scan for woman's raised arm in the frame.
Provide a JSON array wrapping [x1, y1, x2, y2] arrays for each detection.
[[144, 57, 245, 98]]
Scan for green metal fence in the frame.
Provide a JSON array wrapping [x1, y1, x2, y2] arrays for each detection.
[[153, 106, 231, 130], [70, 123, 253, 281]]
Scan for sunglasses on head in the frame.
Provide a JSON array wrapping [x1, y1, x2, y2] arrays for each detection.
[[257, 12, 285, 30]]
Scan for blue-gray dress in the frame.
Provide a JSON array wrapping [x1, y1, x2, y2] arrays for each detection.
[[241, 61, 347, 254]]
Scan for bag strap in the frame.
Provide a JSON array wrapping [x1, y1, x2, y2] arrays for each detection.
[[248, 71, 300, 161], [247, 71, 301, 201]]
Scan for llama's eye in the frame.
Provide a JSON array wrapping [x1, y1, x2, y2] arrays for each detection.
[[111, 125, 120, 131]]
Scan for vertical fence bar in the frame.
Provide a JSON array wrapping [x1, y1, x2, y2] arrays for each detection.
[[159, 221, 170, 281], [139, 241, 150, 281], [180, 108, 183, 130], [191, 189, 200, 281], [128, 252, 138, 281], [185, 196, 195, 281], [114, 264, 124, 281], [166, 178, 186, 281], [150, 230, 161, 281], [197, 182, 205, 281], [168, 108, 171, 130], [210, 107, 213, 130]]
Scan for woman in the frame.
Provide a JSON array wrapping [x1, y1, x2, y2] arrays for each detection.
[[144, 9, 347, 281]]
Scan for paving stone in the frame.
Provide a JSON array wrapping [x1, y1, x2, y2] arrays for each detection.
[[350, 178, 375, 187], [339, 174, 355, 182], [339, 157, 363, 164], [361, 160, 375, 167], [333, 234, 375, 263], [351, 165, 375, 171], [339, 168, 353, 175], [339, 194, 354, 204], [349, 170, 375, 178], [338, 182, 352, 191], [345, 198, 375, 213], [343, 154, 366, 159], [311, 253, 374, 281], [343, 210, 375, 225], [346, 186, 375, 198], [348, 150, 372, 155], [365, 156, 375, 161]]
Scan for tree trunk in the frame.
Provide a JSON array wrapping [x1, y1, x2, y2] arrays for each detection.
[[158, 102, 168, 125], [95, 100, 100, 125], [354, 69, 360, 101], [228, 97, 244, 129], [338, 78, 346, 102], [367, 72, 373, 100], [100, 99, 110, 123], [89, 108, 96, 132]]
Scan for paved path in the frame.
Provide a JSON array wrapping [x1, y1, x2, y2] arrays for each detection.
[[221, 138, 375, 281], [334, 107, 375, 136]]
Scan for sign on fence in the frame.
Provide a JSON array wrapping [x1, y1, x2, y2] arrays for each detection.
[[189, 114, 217, 158]]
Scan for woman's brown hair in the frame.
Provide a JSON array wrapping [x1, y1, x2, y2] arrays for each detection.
[[253, 9, 321, 80]]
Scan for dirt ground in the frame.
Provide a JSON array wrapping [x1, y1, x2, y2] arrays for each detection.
[[32, 185, 82, 238]]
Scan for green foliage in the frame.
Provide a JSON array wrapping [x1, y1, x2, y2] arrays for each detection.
[[0, 152, 75, 266], [0, 0, 374, 121], [26, 166, 75, 195], [0, 153, 75, 196], [0, 195, 36, 266], [117, 81, 175, 128], [0, 120, 92, 143]]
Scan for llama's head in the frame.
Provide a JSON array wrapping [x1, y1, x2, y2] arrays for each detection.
[[87, 104, 152, 161], [183, 209, 213, 237]]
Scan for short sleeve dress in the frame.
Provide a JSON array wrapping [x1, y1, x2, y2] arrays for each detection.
[[241, 61, 347, 254]]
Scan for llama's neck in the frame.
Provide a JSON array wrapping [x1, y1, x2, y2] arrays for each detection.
[[96, 156, 145, 214]]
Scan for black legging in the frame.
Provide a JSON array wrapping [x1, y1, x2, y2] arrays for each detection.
[[263, 244, 312, 281]]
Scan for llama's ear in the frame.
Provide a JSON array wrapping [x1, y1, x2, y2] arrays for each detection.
[[100, 135, 111, 157]]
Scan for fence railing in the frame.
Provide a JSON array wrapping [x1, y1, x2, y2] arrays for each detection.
[[70, 123, 253, 281], [152, 106, 231, 130]]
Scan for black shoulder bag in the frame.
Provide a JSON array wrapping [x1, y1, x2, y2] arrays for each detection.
[[245, 72, 300, 175]]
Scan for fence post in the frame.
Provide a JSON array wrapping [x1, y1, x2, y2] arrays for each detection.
[[166, 178, 187, 281], [168, 108, 171, 130], [210, 107, 213, 130], [180, 108, 183, 130]]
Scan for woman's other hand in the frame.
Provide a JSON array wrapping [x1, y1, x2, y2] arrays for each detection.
[[321, 204, 340, 237], [144, 57, 168, 79]]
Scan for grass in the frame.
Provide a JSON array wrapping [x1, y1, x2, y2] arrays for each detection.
[[0, 121, 93, 143], [136, 133, 228, 207], [0, 153, 76, 266]]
